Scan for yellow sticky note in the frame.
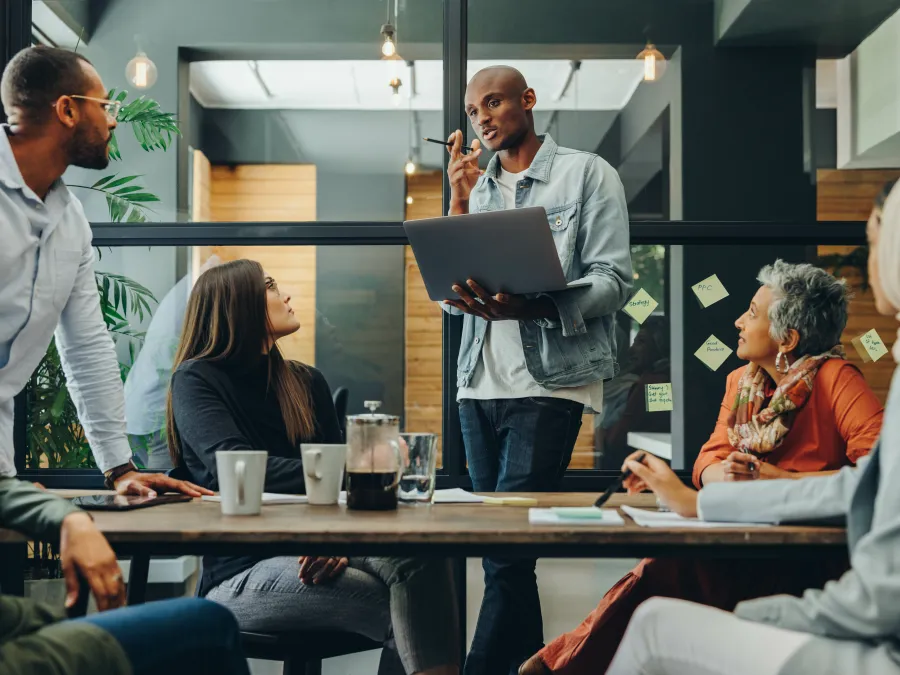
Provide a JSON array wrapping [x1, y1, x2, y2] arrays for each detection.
[[645, 383, 673, 412], [622, 288, 659, 324], [691, 274, 729, 308], [694, 334, 734, 371], [852, 329, 889, 363]]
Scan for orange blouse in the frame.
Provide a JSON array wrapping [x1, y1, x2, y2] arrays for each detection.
[[692, 359, 884, 489]]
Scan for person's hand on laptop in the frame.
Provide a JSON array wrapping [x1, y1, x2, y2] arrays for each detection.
[[447, 130, 482, 214], [444, 279, 557, 321]]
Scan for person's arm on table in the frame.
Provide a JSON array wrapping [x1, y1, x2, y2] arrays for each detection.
[[0, 478, 124, 612], [54, 233, 208, 498], [170, 367, 305, 493], [624, 450, 859, 524]]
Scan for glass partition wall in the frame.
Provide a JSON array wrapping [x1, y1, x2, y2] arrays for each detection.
[[15, 0, 882, 488]]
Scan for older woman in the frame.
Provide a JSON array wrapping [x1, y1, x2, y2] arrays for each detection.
[[604, 185, 900, 675], [521, 260, 884, 675]]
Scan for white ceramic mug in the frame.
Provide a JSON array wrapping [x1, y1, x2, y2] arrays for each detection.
[[301, 444, 346, 505], [215, 450, 268, 515]]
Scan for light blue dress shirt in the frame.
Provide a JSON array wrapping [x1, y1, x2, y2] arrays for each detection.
[[0, 126, 131, 475]]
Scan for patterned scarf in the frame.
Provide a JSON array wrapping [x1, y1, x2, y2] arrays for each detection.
[[727, 346, 846, 455]]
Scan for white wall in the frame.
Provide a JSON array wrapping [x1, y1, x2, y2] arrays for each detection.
[[837, 8, 900, 168]]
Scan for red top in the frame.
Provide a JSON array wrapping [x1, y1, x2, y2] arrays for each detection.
[[692, 359, 884, 488]]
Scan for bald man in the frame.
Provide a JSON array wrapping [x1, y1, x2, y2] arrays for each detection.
[[440, 66, 632, 675]]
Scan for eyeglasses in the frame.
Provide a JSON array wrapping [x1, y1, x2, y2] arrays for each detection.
[[55, 95, 121, 119]]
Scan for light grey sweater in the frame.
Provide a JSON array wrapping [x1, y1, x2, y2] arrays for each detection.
[[697, 368, 900, 675]]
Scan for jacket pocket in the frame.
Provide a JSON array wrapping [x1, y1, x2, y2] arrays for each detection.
[[545, 203, 577, 231]]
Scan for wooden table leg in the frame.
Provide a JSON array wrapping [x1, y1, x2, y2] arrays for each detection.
[[0, 542, 26, 596], [126, 553, 150, 605]]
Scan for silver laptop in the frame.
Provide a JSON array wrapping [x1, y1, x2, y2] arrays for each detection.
[[403, 206, 591, 302]]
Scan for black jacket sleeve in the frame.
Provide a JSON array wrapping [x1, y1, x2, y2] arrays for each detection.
[[170, 365, 305, 493]]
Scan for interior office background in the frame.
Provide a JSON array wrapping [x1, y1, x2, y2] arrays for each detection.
[[11, 0, 900, 672]]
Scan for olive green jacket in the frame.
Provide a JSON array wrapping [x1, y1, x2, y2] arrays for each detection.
[[0, 478, 131, 675]]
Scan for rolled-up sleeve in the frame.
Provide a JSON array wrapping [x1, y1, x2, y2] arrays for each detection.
[[54, 238, 132, 473], [535, 156, 632, 337]]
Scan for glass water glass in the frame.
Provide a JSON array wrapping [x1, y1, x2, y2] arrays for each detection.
[[398, 433, 438, 503]]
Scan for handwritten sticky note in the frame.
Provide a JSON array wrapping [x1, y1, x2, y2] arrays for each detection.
[[645, 383, 674, 412], [852, 329, 889, 363], [691, 274, 729, 308], [694, 334, 734, 371], [622, 288, 659, 324]]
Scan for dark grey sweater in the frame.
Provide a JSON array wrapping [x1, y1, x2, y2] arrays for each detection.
[[169, 356, 341, 595]]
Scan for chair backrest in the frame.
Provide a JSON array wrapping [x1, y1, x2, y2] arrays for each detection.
[[332, 387, 349, 441]]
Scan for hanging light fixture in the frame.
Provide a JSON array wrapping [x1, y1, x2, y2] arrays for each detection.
[[404, 158, 417, 175], [636, 42, 666, 82], [380, 0, 397, 58], [406, 195, 414, 205], [389, 77, 403, 107], [126, 50, 158, 90], [381, 24, 397, 57]]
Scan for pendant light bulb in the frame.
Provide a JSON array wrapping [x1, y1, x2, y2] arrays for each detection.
[[404, 159, 416, 175], [406, 195, 414, 205], [126, 51, 158, 90], [636, 43, 666, 82], [381, 24, 397, 58]]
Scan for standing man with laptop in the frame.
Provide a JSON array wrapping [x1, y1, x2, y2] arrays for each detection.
[[0, 46, 210, 497], [441, 66, 632, 675]]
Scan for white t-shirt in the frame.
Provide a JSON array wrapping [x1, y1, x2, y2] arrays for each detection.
[[457, 167, 604, 412]]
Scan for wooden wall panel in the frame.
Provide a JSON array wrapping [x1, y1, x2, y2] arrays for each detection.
[[191, 149, 211, 222], [405, 173, 444, 457], [817, 169, 899, 404], [197, 164, 317, 366]]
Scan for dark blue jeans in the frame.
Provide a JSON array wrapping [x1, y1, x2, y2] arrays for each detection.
[[459, 397, 584, 675], [78, 597, 249, 675]]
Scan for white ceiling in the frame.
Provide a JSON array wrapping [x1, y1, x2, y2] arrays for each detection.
[[190, 59, 647, 111]]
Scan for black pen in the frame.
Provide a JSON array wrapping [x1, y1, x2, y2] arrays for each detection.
[[594, 452, 647, 508], [423, 137, 477, 154]]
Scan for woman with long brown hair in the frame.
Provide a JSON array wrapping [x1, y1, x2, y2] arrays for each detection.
[[166, 259, 458, 675]]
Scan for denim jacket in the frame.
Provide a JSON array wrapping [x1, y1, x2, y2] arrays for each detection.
[[443, 135, 632, 389]]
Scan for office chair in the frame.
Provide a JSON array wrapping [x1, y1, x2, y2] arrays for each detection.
[[332, 387, 349, 441]]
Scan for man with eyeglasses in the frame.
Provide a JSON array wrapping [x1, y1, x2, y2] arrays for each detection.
[[0, 45, 255, 675], [0, 46, 209, 495]]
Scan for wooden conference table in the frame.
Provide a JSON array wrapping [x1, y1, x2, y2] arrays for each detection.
[[11, 490, 844, 606]]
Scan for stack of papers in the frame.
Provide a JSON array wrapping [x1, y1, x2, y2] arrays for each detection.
[[432, 488, 537, 506], [529, 507, 625, 526], [621, 505, 771, 528]]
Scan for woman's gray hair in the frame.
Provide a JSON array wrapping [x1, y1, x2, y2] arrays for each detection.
[[757, 260, 850, 358]]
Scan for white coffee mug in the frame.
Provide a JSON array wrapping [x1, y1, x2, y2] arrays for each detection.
[[215, 450, 268, 515], [301, 444, 346, 505]]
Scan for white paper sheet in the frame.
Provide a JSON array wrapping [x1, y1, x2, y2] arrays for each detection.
[[431, 488, 487, 504], [621, 505, 771, 528], [529, 508, 625, 526], [201, 492, 347, 505]]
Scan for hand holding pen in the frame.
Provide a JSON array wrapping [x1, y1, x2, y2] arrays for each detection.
[[721, 451, 760, 482]]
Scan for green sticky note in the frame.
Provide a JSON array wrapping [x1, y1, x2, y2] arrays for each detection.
[[852, 329, 889, 363], [645, 383, 674, 412], [622, 288, 659, 324], [694, 334, 734, 372], [691, 274, 730, 308], [551, 507, 606, 520]]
